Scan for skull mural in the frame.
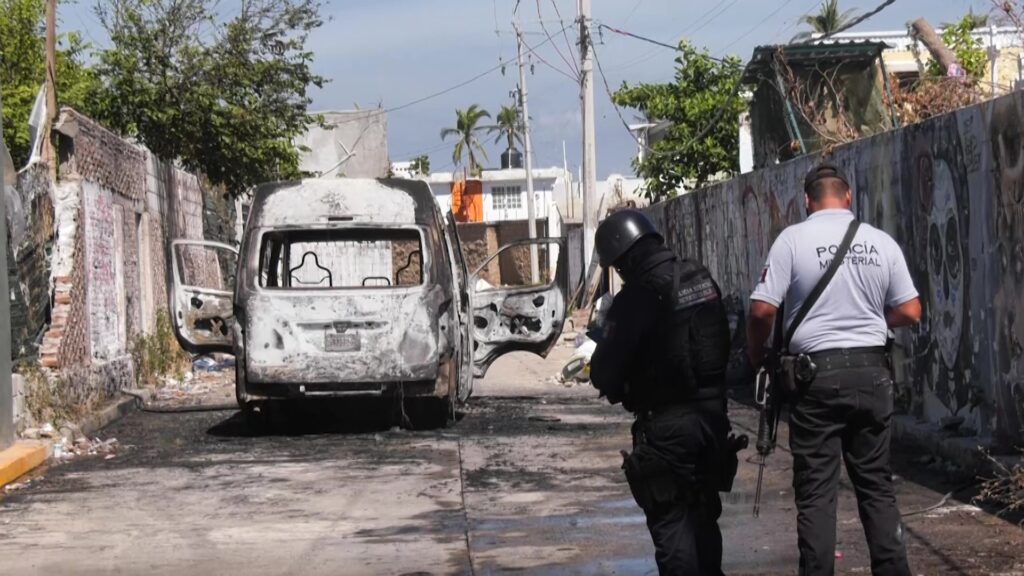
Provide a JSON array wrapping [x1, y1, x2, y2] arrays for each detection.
[[927, 158, 964, 372], [991, 96, 1024, 445], [904, 116, 974, 422]]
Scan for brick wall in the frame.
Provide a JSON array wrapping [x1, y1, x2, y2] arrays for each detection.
[[456, 221, 549, 286]]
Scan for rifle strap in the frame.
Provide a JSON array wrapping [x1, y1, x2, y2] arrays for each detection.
[[783, 219, 860, 350]]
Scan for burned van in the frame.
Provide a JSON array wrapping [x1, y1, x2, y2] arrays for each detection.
[[169, 178, 566, 424]]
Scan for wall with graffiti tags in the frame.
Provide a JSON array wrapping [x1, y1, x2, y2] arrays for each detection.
[[646, 90, 1024, 447]]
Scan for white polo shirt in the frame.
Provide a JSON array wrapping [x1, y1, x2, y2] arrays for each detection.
[[750, 209, 918, 354]]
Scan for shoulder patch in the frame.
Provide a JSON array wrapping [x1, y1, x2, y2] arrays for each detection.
[[674, 276, 720, 310]]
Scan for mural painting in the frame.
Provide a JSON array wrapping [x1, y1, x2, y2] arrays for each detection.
[[990, 96, 1024, 445]]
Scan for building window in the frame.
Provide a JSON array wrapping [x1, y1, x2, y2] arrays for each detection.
[[492, 185, 522, 210]]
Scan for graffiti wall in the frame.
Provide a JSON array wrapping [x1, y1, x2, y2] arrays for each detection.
[[647, 90, 1024, 447]]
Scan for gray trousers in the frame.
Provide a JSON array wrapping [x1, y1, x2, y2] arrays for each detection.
[[788, 364, 912, 576]]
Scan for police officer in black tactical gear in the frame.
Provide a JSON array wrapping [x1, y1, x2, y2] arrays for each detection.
[[589, 209, 738, 576]]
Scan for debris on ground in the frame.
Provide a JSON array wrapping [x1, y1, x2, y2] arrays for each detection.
[[974, 450, 1024, 520], [3, 476, 42, 494], [150, 366, 234, 408], [192, 355, 236, 373], [52, 436, 120, 462]]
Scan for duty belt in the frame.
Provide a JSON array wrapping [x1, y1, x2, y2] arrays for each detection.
[[644, 389, 726, 419], [807, 347, 888, 372]]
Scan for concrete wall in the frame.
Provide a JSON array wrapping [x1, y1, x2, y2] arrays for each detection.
[[647, 90, 1024, 447], [296, 110, 389, 179]]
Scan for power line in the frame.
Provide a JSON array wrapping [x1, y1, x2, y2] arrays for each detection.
[[795, 0, 899, 44], [589, 34, 745, 161], [716, 0, 799, 56], [534, 0, 579, 76], [597, 23, 727, 63], [330, 22, 574, 126], [679, 0, 742, 38], [546, 0, 580, 75], [606, 0, 739, 72]]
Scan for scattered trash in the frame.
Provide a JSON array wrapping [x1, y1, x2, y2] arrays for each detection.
[[50, 436, 120, 462], [558, 337, 597, 385], [192, 355, 236, 372], [835, 551, 843, 560], [39, 423, 56, 439]]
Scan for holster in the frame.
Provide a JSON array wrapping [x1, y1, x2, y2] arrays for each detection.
[[621, 444, 692, 512], [718, 433, 748, 493], [777, 353, 817, 397]]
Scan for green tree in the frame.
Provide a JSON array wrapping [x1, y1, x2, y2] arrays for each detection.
[[0, 0, 101, 167], [489, 104, 522, 152], [942, 8, 988, 30], [409, 154, 430, 175], [440, 104, 490, 176], [801, 0, 858, 34], [926, 14, 988, 78], [612, 41, 745, 201], [90, 0, 325, 195]]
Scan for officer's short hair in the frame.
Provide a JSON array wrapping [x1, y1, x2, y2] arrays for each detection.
[[804, 163, 850, 202]]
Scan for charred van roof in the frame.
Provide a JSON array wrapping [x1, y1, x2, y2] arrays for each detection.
[[247, 178, 439, 228]]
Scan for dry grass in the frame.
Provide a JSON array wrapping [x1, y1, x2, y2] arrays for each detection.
[[130, 311, 191, 388], [974, 449, 1024, 523]]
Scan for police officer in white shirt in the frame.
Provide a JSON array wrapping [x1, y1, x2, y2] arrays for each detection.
[[745, 163, 922, 576]]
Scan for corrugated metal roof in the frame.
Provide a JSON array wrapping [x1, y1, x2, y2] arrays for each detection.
[[742, 41, 889, 83]]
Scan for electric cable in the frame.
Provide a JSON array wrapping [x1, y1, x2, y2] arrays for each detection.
[[597, 23, 727, 63], [330, 22, 574, 126], [590, 35, 746, 161], [716, 0, 800, 56], [794, 0, 900, 45], [546, 0, 580, 74], [535, 0, 579, 76]]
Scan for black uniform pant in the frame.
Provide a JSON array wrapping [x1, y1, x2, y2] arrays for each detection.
[[629, 406, 728, 576], [645, 489, 724, 576], [788, 364, 911, 576]]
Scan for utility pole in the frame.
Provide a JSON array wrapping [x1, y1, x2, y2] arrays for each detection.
[[579, 0, 598, 272], [514, 20, 540, 284], [44, 0, 57, 178]]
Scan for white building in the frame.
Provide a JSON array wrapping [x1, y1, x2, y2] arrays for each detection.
[[425, 167, 573, 223]]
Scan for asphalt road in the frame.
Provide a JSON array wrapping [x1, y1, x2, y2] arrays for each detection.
[[1, 347, 1023, 575]]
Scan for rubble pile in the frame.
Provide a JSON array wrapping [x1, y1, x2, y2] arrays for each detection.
[[150, 359, 234, 407], [976, 451, 1024, 519], [20, 422, 120, 462]]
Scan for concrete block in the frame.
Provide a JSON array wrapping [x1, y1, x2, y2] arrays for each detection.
[[0, 441, 49, 488]]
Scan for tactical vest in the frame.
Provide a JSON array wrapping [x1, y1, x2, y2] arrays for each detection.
[[632, 258, 731, 411]]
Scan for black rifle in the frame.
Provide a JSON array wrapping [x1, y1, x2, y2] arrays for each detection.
[[753, 306, 784, 518]]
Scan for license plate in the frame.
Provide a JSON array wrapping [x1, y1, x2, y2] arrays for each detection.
[[325, 332, 360, 352]]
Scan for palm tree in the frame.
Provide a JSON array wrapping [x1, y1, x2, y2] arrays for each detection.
[[440, 105, 491, 176], [801, 0, 858, 34], [489, 105, 523, 152]]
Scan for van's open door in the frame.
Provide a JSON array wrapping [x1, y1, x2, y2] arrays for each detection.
[[469, 238, 567, 378], [169, 239, 238, 354]]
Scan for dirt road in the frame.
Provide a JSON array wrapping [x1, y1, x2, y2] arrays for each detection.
[[1, 347, 1022, 575]]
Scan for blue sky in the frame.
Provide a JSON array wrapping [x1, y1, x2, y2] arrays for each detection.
[[62, 0, 980, 177]]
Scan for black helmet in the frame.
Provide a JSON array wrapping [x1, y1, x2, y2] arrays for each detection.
[[595, 209, 663, 268]]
